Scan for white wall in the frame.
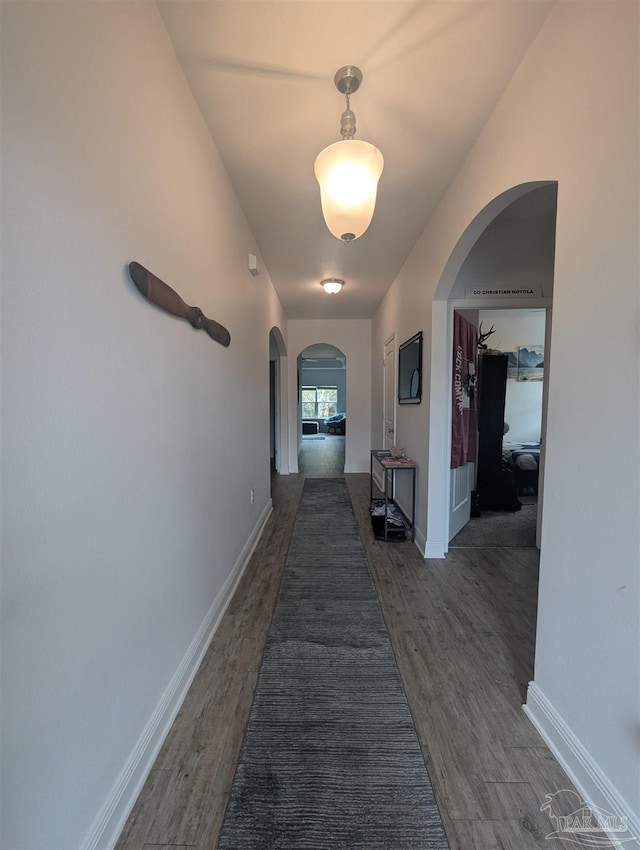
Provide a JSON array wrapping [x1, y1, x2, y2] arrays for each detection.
[[479, 309, 546, 443], [288, 321, 371, 473], [450, 214, 556, 300], [0, 3, 286, 848], [372, 0, 639, 838]]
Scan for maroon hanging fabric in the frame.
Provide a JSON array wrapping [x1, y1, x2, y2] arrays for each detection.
[[451, 313, 478, 469]]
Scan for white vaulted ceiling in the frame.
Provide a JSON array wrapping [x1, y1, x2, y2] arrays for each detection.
[[157, 0, 555, 319]]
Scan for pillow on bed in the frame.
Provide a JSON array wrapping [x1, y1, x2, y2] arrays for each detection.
[[515, 453, 538, 470]]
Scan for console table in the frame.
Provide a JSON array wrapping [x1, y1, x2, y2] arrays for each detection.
[[369, 450, 417, 542]]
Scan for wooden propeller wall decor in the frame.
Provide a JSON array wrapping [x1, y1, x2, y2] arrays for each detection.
[[128, 261, 231, 348]]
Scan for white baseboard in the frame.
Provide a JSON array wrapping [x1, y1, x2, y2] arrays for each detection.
[[413, 525, 427, 557], [424, 539, 446, 559], [524, 681, 640, 849], [82, 498, 273, 850]]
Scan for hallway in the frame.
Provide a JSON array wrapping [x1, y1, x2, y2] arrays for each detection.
[[298, 433, 345, 477], [116, 464, 598, 850]]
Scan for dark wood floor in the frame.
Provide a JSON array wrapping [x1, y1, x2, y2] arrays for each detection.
[[116, 440, 606, 850], [298, 432, 345, 475]]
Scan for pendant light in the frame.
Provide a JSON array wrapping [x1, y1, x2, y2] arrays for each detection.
[[314, 66, 384, 242]]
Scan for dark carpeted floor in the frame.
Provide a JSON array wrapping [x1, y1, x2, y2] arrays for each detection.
[[449, 499, 538, 548]]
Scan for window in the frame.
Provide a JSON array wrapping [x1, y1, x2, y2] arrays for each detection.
[[302, 386, 338, 419]]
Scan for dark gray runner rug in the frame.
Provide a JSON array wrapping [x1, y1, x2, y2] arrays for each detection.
[[217, 477, 449, 850]]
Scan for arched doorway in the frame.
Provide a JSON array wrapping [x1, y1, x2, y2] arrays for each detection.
[[269, 326, 287, 479], [298, 343, 346, 476], [425, 181, 558, 557]]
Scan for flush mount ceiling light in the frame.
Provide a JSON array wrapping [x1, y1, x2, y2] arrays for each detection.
[[321, 278, 344, 294], [314, 66, 384, 242]]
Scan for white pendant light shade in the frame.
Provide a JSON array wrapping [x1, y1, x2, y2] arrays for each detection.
[[322, 278, 344, 294], [314, 139, 384, 242]]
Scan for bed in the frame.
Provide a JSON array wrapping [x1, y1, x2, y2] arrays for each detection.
[[502, 441, 540, 494]]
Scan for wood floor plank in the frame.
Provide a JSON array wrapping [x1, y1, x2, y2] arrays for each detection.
[[154, 637, 260, 773], [114, 769, 175, 850], [143, 845, 194, 849], [116, 455, 614, 850], [141, 665, 258, 845], [447, 817, 551, 850]]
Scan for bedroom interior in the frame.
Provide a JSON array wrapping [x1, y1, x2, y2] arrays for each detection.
[[450, 308, 546, 549]]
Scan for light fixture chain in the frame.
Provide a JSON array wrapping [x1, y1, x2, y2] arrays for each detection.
[[340, 91, 357, 140]]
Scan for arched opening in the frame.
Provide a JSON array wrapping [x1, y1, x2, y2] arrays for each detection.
[[297, 343, 346, 476], [426, 181, 558, 557], [269, 326, 287, 479]]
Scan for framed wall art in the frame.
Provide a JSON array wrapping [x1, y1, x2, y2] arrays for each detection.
[[506, 345, 544, 381]]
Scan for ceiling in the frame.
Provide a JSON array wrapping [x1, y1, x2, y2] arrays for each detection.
[[157, 1, 554, 320]]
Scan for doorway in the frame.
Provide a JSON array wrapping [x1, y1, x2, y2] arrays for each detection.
[[269, 326, 287, 482], [449, 307, 547, 548], [426, 181, 557, 558], [298, 343, 346, 476], [383, 335, 396, 452]]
